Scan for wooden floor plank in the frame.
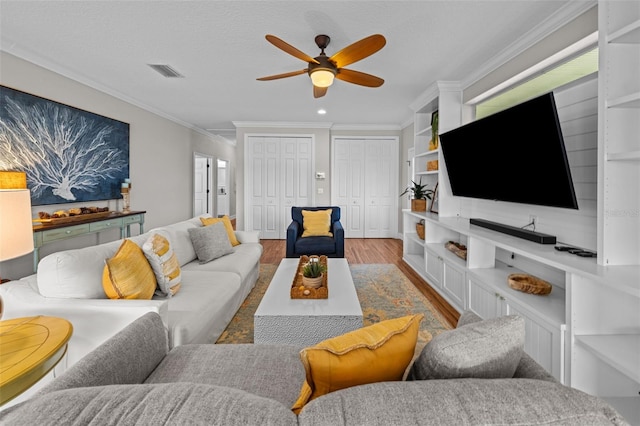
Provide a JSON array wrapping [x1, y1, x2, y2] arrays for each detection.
[[259, 238, 459, 328]]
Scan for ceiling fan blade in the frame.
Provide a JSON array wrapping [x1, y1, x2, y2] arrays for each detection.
[[265, 35, 320, 65], [313, 86, 328, 98], [335, 68, 384, 87], [329, 34, 386, 68], [257, 69, 308, 81]]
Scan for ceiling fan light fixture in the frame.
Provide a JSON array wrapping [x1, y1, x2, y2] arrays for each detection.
[[310, 68, 335, 88]]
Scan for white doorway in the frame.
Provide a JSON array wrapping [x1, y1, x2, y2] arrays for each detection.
[[194, 153, 214, 216], [217, 159, 230, 217]]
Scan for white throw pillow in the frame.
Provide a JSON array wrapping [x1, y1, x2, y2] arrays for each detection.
[[142, 233, 182, 297]]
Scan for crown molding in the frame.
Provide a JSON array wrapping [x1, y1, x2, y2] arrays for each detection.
[[331, 124, 401, 131], [233, 121, 333, 129], [2, 48, 228, 143]]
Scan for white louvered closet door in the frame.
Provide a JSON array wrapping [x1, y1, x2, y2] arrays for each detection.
[[332, 137, 398, 239], [246, 135, 313, 239]]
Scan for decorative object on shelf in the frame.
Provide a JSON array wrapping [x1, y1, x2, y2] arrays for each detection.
[[445, 240, 467, 260], [427, 160, 439, 171], [428, 110, 439, 151], [121, 178, 131, 213], [291, 255, 328, 299], [401, 177, 434, 212], [507, 273, 552, 295], [429, 182, 439, 214], [416, 219, 425, 240], [33, 206, 111, 224]]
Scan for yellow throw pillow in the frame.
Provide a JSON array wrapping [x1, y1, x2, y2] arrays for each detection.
[[291, 314, 424, 414], [301, 209, 333, 238], [142, 233, 182, 297], [200, 215, 240, 246], [102, 239, 156, 300]]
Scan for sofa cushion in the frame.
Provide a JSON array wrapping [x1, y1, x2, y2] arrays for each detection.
[[408, 315, 524, 380], [145, 344, 306, 408], [301, 209, 333, 237], [102, 239, 156, 300], [37, 234, 148, 299], [166, 270, 243, 347], [201, 215, 240, 246], [182, 242, 262, 284], [188, 222, 234, 264], [149, 219, 199, 266], [1, 383, 298, 426], [142, 233, 182, 297], [296, 379, 626, 425], [292, 314, 423, 414]]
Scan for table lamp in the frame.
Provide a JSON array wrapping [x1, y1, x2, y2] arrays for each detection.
[[0, 171, 34, 318]]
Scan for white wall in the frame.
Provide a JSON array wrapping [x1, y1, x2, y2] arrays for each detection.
[[0, 52, 236, 280], [457, 74, 598, 250]]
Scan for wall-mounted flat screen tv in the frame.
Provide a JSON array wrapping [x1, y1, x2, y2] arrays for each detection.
[[439, 92, 578, 209]]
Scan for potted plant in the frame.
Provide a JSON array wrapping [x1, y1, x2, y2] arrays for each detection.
[[302, 259, 326, 289], [400, 178, 434, 211]]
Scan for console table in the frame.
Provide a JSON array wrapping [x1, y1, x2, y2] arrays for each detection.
[[32, 210, 145, 272]]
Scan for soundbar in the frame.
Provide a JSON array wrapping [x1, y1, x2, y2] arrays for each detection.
[[470, 218, 557, 244]]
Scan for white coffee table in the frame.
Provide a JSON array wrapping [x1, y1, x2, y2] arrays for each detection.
[[254, 258, 363, 346]]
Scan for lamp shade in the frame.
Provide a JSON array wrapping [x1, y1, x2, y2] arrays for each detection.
[[0, 189, 34, 261]]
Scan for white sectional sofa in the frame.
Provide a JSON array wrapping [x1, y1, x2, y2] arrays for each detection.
[[0, 215, 262, 369]]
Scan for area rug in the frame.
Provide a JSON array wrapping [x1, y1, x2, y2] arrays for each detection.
[[216, 263, 452, 350]]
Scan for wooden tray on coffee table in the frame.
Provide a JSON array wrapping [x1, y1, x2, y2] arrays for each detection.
[[290, 255, 328, 299]]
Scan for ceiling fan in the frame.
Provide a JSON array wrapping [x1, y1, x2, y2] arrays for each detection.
[[257, 34, 386, 98]]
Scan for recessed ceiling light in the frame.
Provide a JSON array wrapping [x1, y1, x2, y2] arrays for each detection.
[[317, 108, 327, 115]]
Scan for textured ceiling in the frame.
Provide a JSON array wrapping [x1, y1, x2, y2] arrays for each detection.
[[0, 1, 585, 136]]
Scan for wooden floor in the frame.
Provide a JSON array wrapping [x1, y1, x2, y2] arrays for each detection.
[[260, 238, 460, 328]]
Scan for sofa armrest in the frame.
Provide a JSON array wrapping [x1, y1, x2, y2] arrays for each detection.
[[235, 230, 260, 244], [37, 312, 169, 395], [332, 221, 345, 258], [286, 221, 301, 257]]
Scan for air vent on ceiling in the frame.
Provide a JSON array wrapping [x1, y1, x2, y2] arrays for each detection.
[[147, 64, 184, 78]]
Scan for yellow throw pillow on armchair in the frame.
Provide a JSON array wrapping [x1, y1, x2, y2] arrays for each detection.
[[200, 215, 240, 246], [291, 314, 423, 414], [301, 209, 333, 238], [102, 239, 156, 300]]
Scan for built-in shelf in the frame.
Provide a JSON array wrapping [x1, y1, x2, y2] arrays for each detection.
[[415, 149, 439, 158], [607, 92, 640, 108], [607, 19, 640, 44], [575, 334, 640, 383], [607, 150, 640, 161], [416, 126, 432, 136]]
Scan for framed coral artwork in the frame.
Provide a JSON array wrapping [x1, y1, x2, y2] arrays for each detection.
[[0, 85, 129, 206]]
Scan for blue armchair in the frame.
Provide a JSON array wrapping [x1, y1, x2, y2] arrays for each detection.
[[286, 206, 344, 258]]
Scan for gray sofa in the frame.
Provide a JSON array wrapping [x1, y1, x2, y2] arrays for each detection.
[[1, 311, 628, 425]]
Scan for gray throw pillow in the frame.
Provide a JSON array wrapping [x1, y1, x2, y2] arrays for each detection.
[[188, 222, 233, 264], [456, 310, 483, 328], [408, 315, 525, 380]]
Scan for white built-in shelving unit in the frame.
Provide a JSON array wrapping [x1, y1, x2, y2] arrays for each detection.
[[402, 4, 640, 421]]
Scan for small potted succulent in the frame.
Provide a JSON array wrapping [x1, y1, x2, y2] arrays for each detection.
[[302, 259, 326, 289], [400, 178, 434, 211]]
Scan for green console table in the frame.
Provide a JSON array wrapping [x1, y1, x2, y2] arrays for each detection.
[[32, 210, 146, 272]]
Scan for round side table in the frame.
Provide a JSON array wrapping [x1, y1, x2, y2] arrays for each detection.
[[0, 316, 73, 405]]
